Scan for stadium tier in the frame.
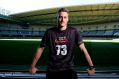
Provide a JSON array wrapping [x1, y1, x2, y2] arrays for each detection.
[[0, 3, 119, 38]]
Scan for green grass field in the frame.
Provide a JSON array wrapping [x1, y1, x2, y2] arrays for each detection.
[[0, 39, 119, 70]]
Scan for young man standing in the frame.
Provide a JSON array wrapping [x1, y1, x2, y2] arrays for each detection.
[[29, 8, 95, 79]]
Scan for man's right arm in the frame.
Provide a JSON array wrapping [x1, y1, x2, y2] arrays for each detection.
[[29, 47, 44, 74]]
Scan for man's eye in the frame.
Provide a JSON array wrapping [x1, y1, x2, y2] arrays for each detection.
[[64, 17, 67, 19]]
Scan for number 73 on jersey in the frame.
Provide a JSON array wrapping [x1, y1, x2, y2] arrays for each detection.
[[56, 45, 67, 55]]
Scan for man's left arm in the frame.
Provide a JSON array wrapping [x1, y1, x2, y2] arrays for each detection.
[[79, 43, 95, 76]]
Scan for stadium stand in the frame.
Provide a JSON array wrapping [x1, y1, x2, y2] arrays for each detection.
[[1, 3, 119, 39], [113, 30, 119, 36], [96, 30, 105, 36], [104, 30, 113, 36]]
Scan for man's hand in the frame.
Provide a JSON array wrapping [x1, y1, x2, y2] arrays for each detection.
[[87, 68, 95, 76], [29, 67, 38, 74]]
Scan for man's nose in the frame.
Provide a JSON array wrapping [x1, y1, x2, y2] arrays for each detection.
[[61, 17, 64, 22]]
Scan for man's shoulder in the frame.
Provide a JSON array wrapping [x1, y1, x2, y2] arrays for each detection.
[[68, 26, 81, 34], [68, 26, 77, 31], [47, 26, 56, 30], [49, 26, 57, 30], [46, 26, 57, 33]]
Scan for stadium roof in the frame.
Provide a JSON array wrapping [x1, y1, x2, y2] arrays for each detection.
[[11, 3, 119, 26]]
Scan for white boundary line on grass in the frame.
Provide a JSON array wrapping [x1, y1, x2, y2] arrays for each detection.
[[84, 40, 119, 43], [0, 39, 119, 43], [0, 39, 42, 41]]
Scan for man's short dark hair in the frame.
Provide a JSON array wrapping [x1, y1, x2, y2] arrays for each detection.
[[57, 8, 69, 14]]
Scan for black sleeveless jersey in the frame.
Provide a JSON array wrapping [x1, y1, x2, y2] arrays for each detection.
[[40, 26, 83, 71]]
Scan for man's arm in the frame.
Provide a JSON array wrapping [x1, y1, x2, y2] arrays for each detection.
[[79, 43, 95, 75], [29, 47, 44, 74], [79, 43, 93, 66]]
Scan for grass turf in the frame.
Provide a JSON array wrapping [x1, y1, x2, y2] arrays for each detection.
[[0, 39, 119, 67]]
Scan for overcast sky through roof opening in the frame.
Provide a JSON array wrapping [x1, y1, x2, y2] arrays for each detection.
[[0, 0, 119, 15]]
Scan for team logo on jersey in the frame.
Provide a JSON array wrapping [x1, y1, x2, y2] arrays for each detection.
[[54, 36, 69, 44]]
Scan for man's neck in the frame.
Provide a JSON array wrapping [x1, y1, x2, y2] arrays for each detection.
[[58, 25, 67, 31]]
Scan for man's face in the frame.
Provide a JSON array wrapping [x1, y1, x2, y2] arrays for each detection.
[[58, 12, 69, 27]]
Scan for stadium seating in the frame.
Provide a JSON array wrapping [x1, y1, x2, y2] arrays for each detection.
[[1, 23, 119, 38], [96, 30, 105, 36], [113, 30, 119, 36], [103, 30, 113, 36]]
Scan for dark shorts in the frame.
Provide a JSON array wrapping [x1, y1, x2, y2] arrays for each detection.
[[46, 69, 77, 79]]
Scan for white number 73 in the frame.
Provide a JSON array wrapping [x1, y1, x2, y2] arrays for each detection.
[[56, 45, 67, 55]]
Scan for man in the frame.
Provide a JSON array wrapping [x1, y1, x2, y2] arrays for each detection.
[[29, 8, 95, 79]]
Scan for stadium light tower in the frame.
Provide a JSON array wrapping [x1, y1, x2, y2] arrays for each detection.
[[0, 7, 11, 16]]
